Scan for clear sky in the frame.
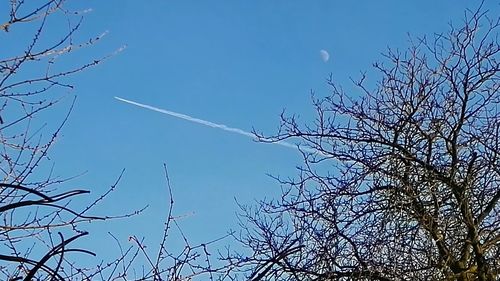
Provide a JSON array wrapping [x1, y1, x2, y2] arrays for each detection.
[[29, 0, 498, 266]]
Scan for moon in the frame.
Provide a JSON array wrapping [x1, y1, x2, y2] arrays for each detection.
[[319, 49, 330, 62]]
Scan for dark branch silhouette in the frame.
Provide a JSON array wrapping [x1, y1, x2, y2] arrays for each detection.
[[231, 3, 500, 281]]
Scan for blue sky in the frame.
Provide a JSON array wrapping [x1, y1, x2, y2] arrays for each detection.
[[24, 0, 497, 265]]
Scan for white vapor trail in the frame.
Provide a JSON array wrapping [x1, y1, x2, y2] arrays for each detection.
[[114, 96, 318, 154]]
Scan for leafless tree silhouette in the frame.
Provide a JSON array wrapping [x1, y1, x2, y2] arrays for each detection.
[[1, 2, 234, 280], [229, 4, 499, 281], [0, 1, 130, 279]]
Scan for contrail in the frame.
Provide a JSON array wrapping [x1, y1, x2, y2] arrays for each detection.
[[114, 96, 319, 154]]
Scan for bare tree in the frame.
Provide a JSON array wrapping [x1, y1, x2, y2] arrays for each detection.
[[0, 1, 129, 279], [1, 2, 233, 280], [231, 4, 500, 281]]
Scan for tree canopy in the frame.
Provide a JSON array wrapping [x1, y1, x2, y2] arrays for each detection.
[[234, 6, 500, 281]]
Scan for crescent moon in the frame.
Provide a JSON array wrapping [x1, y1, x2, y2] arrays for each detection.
[[319, 49, 330, 62]]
